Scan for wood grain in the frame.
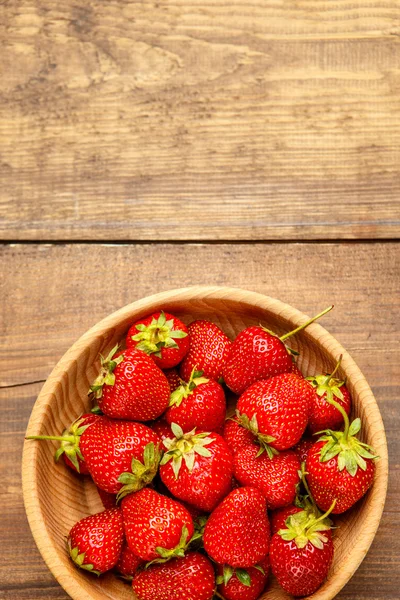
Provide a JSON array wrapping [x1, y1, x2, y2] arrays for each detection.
[[1, 1, 400, 240]]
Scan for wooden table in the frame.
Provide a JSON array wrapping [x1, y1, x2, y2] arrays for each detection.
[[1, 1, 399, 598]]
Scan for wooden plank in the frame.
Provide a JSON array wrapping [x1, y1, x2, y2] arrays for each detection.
[[1, 1, 400, 240], [1, 380, 399, 598]]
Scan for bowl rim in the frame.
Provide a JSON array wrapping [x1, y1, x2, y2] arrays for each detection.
[[22, 285, 389, 600]]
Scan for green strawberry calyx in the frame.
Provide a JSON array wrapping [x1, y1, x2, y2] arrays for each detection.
[[25, 415, 93, 473], [278, 499, 336, 550], [146, 524, 194, 568], [306, 354, 346, 403], [68, 542, 101, 576], [117, 442, 162, 501], [130, 311, 188, 358], [235, 410, 279, 459], [317, 394, 379, 477], [216, 564, 265, 588], [169, 367, 209, 408], [160, 423, 215, 479], [88, 344, 124, 400]]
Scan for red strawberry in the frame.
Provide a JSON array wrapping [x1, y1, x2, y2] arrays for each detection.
[[160, 424, 234, 512], [234, 445, 300, 510], [236, 373, 313, 453], [151, 419, 173, 442], [216, 556, 270, 600], [290, 363, 304, 378], [223, 307, 333, 395], [165, 368, 226, 432], [203, 487, 270, 567], [270, 505, 303, 535], [132, 552, 215, 600], [126, 311, 189, 369], [179, 319, 232, 382], [270, 505, 335, 596], [89, 345, 170, 421], [26, 413, 99, 474], [122, 488, 194, 561], [97, 487, 117, 509], [164, 368, 183, 392], [223, 417, 256, 455], [115, 543, 143, 578], [68, 507, 124, 575], [293, 437, 314, 465], [306, 356, 351, 434], [80, 417, 162, 497]]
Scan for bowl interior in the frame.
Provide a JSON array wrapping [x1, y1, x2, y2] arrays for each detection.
[[22, 287, 388, 600]]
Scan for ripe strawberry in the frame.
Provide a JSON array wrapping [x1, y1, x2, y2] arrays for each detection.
[[126, 311, 189, 369], [179, 319, 232, 382], [223, 307, 333, 395], [270, 505, 303, 535], [293, 437, 314, 464], [132, 552, 215, 600], [97, 487, 117, 509], [115, 543, 143, 579], [160, 424, 234, 512], [68, 507, 124, 575], [89, 345, 170, 421], [234, 445, 300, 510], [290, 363, 304, 378], [26, 413, 99, 474], [79, 417, 162, 497], [203, 487, 270, 567], [216, 556, 270, 600], [164, 368, 183, 392], [150, 419, 173, 442], [306, 356, 351, 434], [223, 417, 256, 455], [121, 488, 194, 562], [270, 504, 335, 596], [236, 373, 313, 453], [165, 368, 226, 432]]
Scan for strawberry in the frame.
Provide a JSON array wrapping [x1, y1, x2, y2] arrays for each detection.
[[223, 307, 333, 395], [164, 368, 183, 392], [121, 488, 194, 562], [270, 505, 303, 535], [26, 413, 98, 474], [270, 503, 335, 596], [160, 424, 234, 512], [203, 487, 270, 567], [216, 556, 270, 600], [223, 417, 256, 455], [132, 552, 215, 600], [290, 363, 304, 378], [165, 368, 226, 432], [293, 437, 314, 464], [97, 487, 117, 509], [126, 311, 189, 368], [179, 319, 232, 382], [79, 417, 162, 498], [234, 445, 300, 510], [68, 507, 124, 575], [115, 543, 143, 579], [150, 419, 174, 442], [236, 373, 313, 453], [306, 356, 351, 434], [89, 345, 170, 421]]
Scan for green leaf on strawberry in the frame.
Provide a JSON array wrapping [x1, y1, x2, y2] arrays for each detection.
[[235, 410, 278, 459], [116, 442, 162, 501], [169, 367, 209, 408], [88, 344, 124, 400], [130, 311, 188, 358], [160, 424, 214, 479]]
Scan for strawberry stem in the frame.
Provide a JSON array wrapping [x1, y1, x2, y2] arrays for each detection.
[[26, 435, 75, 443], [311, 499, 337, 526], [279, 306, 333, 342], [326, 355, 343, 384], [325, 395, 350, 440]]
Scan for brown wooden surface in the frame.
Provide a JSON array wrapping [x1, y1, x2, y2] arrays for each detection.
[[1, 243, 399, 599], [1, 1, 400, 240]]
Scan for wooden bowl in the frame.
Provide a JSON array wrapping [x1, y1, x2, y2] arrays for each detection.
[[22, 286, 388, 600]]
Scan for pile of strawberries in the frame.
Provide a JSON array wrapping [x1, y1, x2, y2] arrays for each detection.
[[28, 308, 378, 599]]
